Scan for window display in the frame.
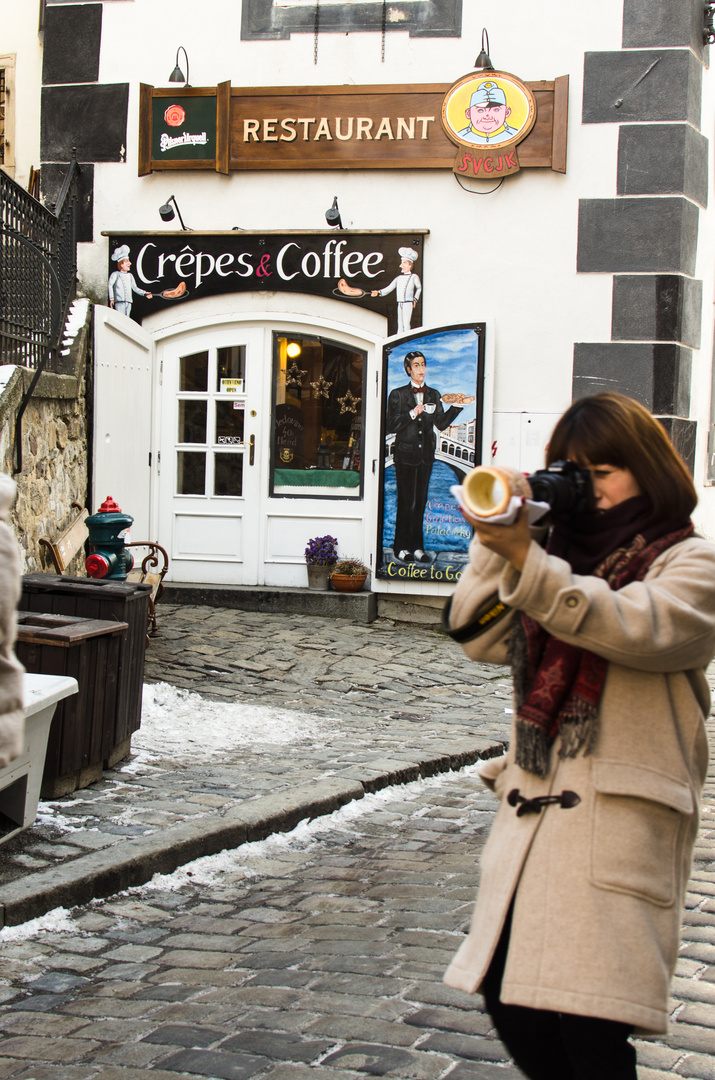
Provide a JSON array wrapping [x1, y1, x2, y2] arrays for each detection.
[[271, 334, 365, 498]]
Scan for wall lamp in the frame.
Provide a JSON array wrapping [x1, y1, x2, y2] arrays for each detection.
[[325, 196, 344, 229], [168, 46, 190, 87], [474, 28, 494, 71], [159, 195, 190, 230]]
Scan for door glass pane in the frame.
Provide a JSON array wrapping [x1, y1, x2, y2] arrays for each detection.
[[217, 346, 246, 393], [178, 401, 207, 443], [180, 351, 208, 391], [216, 400, 245, 444], [214, 453, 243, 496], [177, 451, 205, 494], [271, 334, 364, 497]]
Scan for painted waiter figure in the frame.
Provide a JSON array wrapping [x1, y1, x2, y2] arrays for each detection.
[[108, 245, 152, 317], [386, 350, 463, 563]]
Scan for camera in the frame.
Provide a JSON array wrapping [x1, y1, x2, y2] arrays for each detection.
[[526, 460, 593, 516]]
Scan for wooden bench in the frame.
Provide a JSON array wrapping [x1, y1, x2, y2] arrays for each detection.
[[39, 503, 169, 637]]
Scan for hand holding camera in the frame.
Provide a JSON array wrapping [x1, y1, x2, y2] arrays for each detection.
[[454, 461, 595, 571]]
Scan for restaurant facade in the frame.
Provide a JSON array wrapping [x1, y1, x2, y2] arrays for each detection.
[[35, 0, 715, 606]]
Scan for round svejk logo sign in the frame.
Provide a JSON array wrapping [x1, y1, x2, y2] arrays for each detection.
[[441, 71, 536, 151], [164, 104, 186, 128]]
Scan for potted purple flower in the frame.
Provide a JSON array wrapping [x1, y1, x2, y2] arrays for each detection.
[[304, 534, 338, 590]]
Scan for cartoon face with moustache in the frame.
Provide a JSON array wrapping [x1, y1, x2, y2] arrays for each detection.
[[458, 81, 518, 145]]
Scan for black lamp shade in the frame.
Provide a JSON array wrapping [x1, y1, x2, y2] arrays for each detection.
[[168, 64, 185, 83], [159, 203, 175, 222]]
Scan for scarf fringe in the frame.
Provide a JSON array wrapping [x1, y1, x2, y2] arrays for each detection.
[[557, 699, 600, 760], [514, 718, 552, 778]]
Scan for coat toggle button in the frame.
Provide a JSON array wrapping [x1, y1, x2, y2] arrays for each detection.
[[507, 788, 581, 816]]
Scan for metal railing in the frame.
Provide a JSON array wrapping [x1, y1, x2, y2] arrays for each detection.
[[1, 157, 81, 471], [0, 157, 80, 373]]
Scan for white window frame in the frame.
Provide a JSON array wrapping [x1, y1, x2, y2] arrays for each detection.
[[0, 54, 16, 180]]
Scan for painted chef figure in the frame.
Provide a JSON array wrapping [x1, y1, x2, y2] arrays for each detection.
[[371, 246, 422, 335], [458, 81, 518, 145], [108, 245, 153, 317]]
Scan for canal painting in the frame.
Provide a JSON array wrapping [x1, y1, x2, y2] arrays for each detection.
[[377, 323, 486, 582]]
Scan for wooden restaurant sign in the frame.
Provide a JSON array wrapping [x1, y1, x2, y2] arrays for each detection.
[[138, 79, 568, 175]]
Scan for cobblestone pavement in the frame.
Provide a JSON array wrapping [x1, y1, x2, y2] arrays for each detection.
[[1, 608, 512, 891], [1, 740, 715, 1079]]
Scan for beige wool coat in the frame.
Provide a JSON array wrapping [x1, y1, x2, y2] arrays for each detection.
[[443, 531, 715, 1034], [0, 474, 24, 768]]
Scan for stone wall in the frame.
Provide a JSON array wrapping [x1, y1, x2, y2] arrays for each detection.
[[0, 304, 92, 573]]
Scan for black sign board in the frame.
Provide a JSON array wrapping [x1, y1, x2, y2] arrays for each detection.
[[105, 231, 427, 337], [139, 84, 230, 174]]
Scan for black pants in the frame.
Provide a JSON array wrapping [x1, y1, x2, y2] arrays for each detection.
[[482, 910, 637, 1080], [393, 458, 432, 554]]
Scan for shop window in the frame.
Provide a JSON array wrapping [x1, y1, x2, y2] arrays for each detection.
[[271, 333, 365, 498], [178, 400, 207, 444], [175, 346, 245, 499], [241, 0, 462, 40], [180, 350, 208, 392], [216, 345, 245, 393], [177, 451, 205, 495], [214, 453, 243, 497], [0, 69, 6, 167], [0, 56, 15, 178]]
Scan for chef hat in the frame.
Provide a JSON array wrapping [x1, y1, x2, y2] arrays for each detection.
[[398, 247, 419, 263], [111, 244, 130, 262]]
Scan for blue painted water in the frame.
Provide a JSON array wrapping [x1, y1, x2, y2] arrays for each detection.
[[381, 460, 472, 554]]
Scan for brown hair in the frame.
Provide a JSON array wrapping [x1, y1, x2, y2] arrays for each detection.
[[547, 392, 697, 521]]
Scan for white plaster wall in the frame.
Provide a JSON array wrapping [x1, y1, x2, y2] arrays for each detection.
[[81, 0, 623, 422], [690, 57, 715, 541], [78, 0, 715, 537], [0, 0, 43, 187]]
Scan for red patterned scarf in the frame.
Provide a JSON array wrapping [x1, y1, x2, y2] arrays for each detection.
[[509, 508, 693, 777]]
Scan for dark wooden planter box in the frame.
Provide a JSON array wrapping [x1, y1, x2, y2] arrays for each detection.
[[17, 575, 152, 797]]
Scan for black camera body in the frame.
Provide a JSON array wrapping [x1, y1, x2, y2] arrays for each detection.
[[526, 460, 594, 516]]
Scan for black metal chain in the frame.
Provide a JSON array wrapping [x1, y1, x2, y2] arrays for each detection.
[[381, 0, 387, 62], [313, 0, 320, 64]]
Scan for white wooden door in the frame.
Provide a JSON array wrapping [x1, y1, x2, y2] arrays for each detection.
[[158, 326, 267, 584], [93, 307, 154, 538]]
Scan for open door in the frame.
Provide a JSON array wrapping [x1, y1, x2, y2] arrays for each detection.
[[93, 307, 155, 539]]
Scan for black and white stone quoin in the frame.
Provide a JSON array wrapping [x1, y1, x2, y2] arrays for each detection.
[[575, 0, 709, 471]]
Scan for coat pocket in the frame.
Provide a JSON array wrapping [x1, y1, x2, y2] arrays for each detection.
[[589, 760, 694, 907]]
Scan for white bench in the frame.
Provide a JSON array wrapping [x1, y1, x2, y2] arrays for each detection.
[[0, 673, 78, 845]]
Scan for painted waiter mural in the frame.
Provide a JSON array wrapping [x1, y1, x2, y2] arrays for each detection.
[[378, 325, 484, 582], [387, 348, 464, 562]]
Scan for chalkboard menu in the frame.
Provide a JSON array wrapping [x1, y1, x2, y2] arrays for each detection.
[[139, 83, 230, 174]]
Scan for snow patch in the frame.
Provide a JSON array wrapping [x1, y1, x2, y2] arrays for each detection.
[[136, 682, 338, 762], [0, 908, 76, 943]]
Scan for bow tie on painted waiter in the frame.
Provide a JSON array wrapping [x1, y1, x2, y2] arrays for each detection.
[[412, 385, 425, 395]]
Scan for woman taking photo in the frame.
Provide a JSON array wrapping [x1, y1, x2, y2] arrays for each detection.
[[443, 393, 715, 1080]]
